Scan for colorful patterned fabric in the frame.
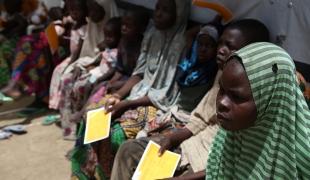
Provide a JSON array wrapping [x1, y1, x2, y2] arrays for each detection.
[[11, 32, 54, 101], [49, 57, 72, 109], [117, 106, 158, 139], [206, 42, 310, 179], [0, 37, 18, 87]]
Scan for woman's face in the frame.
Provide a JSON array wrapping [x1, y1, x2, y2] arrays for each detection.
[[154, 0, 176, 30], [216, 58, 257, 131], [86, 0, 105, 23], [216, 28, 247, 70]]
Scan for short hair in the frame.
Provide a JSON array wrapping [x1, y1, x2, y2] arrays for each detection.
[[226, 19, 270, 43]]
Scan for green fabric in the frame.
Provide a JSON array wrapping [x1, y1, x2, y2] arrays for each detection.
[[71, 121, 108, 180], [206, 42, 310, 179], [111, 123, 127, 152], [0, 38, 18, 87]]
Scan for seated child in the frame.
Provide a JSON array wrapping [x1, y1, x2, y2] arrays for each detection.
[[67, 6, 151, 126], [71, 17, 122, 111], [138, 25, 219, 137], [207, 42, 310, 179]]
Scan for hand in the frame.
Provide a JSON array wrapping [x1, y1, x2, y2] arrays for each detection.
[[158, 135, 174, 157], [105, 94, 121, 112], [108, 100, 129, 118]]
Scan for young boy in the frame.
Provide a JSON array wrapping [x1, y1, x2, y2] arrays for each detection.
[[110, 19, 270, 180]]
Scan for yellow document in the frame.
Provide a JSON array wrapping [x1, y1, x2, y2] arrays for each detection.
[[132, 141, 181, 180], [84, 107, 111, 144]]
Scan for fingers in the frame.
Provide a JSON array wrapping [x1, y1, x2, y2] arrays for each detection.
[[158, 139, 170, 157], [105, 98, 119, 113]]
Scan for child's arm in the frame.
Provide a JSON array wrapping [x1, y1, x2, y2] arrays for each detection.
[[109, 71, 123, 84], [107, 95, 152, 119], [158, 128, 193, 156], [112, 75, 142, 99]]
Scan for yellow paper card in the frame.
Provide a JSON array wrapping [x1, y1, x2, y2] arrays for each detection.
[[132, 141, 181, 180], [84, 107, 111, 144]]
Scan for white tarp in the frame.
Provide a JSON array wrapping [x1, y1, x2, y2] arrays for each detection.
[[122, 0, 310, 65]]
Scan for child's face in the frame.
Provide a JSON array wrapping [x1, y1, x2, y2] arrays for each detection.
[[121, 14, 139, 39], [104, 24, 120, 48], [216, 58, 257, 131], [197, 35, 217, 63], [154, 0, 176, 30], [216, 28, 247, 69], [87, 0, 105, 23]]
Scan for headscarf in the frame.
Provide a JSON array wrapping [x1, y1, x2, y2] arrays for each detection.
[[128, 0, 191, 111], [176, 25, 218, 87], [79, 0, 119, 57], [206, 42, 310, 179]]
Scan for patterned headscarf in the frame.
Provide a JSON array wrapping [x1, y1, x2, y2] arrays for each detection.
[[206, 42, 310, 179]]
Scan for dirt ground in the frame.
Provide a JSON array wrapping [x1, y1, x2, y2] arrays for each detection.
[[0, 96, 73, 180]]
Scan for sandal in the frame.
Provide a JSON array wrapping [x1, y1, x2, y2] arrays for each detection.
[[42, 115, 60, 126], [17, 107, 48, 117], [3, 125, 27, 134], [0, 130, 12, 140], [0, 92, 13, 103]]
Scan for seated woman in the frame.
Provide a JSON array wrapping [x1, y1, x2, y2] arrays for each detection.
[[110, 19, 271, 180], [206, 42, 310, 179], [70, 0, 191, 178], [0, 2, 67, 114], [0, 0, 27, 88], [48, 0, 88, 111]]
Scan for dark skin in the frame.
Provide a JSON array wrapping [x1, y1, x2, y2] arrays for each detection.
[[154, 0, 176, 30], [105, 0, 177, 118], [216, 28, 247, 69], [197, 35, 217, 64], [157, 28, 251, 180], [86, 0, 105, 23], [121, 13, 143, 41], [102, 13, 145, 94], [217, 58, 257, 131], [66, 0, 87, 24], [103, 23, 121, 49]]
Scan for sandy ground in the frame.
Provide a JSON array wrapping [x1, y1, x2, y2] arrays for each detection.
[[0, 97, 73, 180]]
